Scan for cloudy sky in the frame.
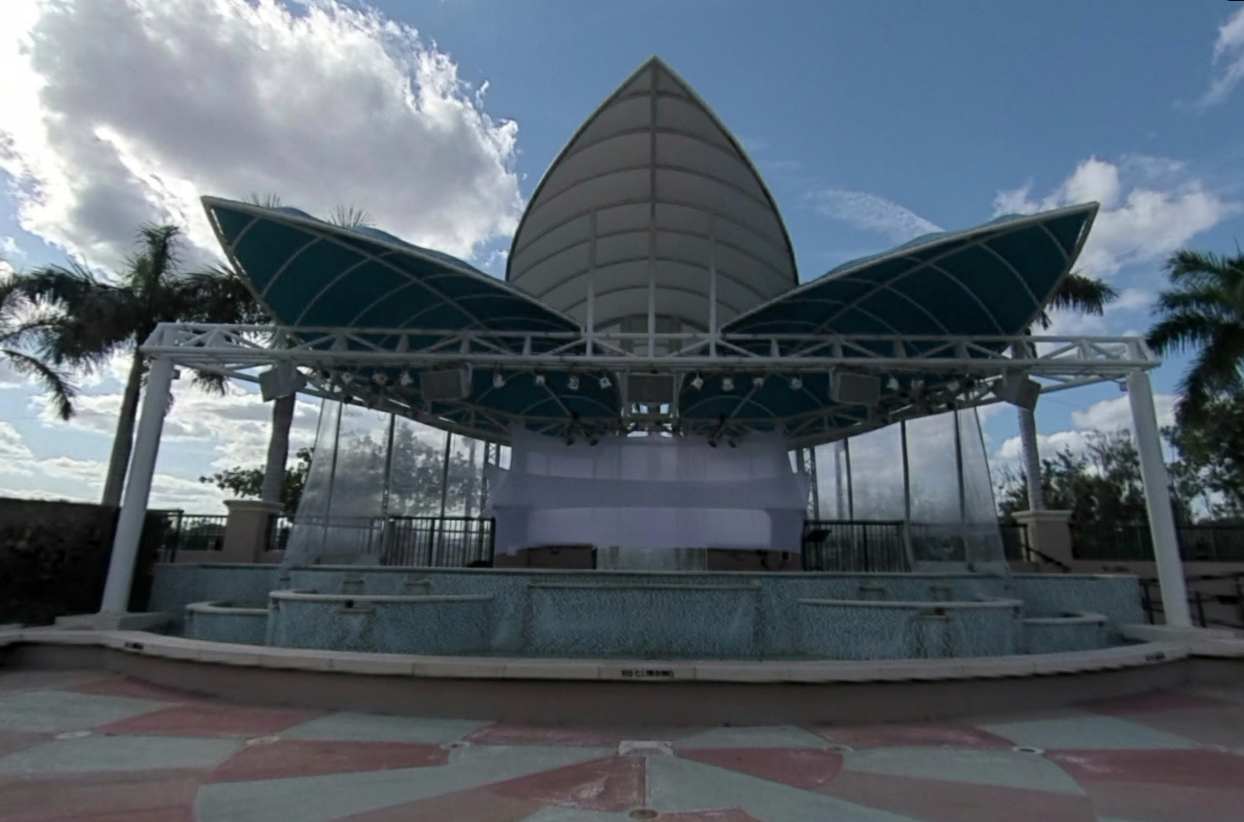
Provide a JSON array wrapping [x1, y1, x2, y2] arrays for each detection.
[[1, 0, 1242, 510]]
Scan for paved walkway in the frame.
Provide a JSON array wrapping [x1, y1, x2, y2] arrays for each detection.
[[0, 670, 1241, 821]]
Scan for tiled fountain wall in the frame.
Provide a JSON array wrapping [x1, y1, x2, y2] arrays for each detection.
[[150, 564, 1144, 660]]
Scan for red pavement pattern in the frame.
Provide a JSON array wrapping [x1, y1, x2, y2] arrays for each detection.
[[0, 670, 1240, 821]]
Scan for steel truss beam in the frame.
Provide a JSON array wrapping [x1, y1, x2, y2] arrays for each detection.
[[142, 323, 1159, 448]]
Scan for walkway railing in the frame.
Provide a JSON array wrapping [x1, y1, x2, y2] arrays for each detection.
[[379, 516, 495, 568], [1140, 572, 1244, 630], [145, 512, 228, 563], [801, 520, 910, 572], [1073, 522, 1244, 562]]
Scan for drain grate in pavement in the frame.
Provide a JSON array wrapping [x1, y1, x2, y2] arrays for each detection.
[[619, 740, 673, 756]]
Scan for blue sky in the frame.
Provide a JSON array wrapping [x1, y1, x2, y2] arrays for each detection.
[[1, 0, 1242, 509]]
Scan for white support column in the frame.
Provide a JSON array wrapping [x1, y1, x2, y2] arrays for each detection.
[[1127, 369, 1192, 627], [100, 355, 175, 614]]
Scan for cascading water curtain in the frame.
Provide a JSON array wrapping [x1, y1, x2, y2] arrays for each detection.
[[810, 408, 1006, 571]]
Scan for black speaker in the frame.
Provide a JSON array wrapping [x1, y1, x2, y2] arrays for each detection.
[[628, 373, 674, 403], [831, 372, 881, 406], [421, 368, 471, 401]]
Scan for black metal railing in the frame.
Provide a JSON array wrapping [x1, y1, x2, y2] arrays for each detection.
[[265, 515, 292, 553], [802, 520, 910, 572], [996, 521, 1073, 572], [145, 511, 228, 562], [1000, 522, 1030, 561], [1073, 522, 1244, 562], [378, 516, 495, 567], [1139, 572, 1244, 630], [273, 514, 496, 568]]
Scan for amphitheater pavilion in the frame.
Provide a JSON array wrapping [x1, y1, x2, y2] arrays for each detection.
[[95, 57, 1191, 628]]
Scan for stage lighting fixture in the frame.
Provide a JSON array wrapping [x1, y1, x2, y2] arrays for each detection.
[[752, 376, 765, 389], [690, 373, 704, 390], [790, 376, 803, 390], [567, 374, 580, 391], [534, 372, 546, 387], [599, 375, 612, 389], [492, 372, 505, 388], [721, 376, 735, 392], [398, 370, 413, 387]]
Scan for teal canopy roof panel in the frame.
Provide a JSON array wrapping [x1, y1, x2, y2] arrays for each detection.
[[204, 198, 578, 337], [722, 204, 1098, 344], [675, 204, 1098, 435], [202, 194, 1097, 442]]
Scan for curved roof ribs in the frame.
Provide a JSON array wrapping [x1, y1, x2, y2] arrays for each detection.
[[507, 56, 798, 329]]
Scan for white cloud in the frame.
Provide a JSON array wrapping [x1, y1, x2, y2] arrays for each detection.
[[994, 155, 1235, 280], [810, 189, 942, 243], [1199, 7, 1244, 108], [994, 393, 1177, 468], [31, 380, 321, 472], [0, 0, 522, 270], [1071, 393, 1176, 433], [0, 421, 34, 464]]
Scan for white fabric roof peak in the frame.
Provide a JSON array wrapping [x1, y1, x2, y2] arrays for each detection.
[[507, 57, 798, 332]]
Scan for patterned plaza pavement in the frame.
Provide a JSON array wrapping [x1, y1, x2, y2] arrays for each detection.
[[0, 669, 1242, 821]]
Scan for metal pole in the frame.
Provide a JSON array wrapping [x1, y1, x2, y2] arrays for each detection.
[[433, 430, 453, 564], [463, 438, 478, 519], [1128, 369, 1192, 627], [100, 355, 175, 613], [844, 437, 854, 521], [954, 410, 966, 525], [320, 401, 343, 559], [378, 412, 397, 560], [901, 420, 912, 525], [901, 419, 915, 568]]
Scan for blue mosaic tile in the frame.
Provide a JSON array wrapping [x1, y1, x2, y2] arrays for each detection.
[[268, 595, 493, 654], [149, 564, 281, 630], [150, 565, 1146, 660], [184, 605, 269, 646], [524, 582, 761, 659], [1021, 614, 1109, 655]]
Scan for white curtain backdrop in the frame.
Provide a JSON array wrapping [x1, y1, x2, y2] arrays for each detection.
[[486, 429, 809, 554]]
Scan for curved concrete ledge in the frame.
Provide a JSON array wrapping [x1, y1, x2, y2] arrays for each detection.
[[798, 597, 1024, 610], [269, 591, 490, 604], [0, 626, 1184, 681], [528, 581, 760, 591], [186, 600, 269, 617], [1023, 611, 1109, 626], [184, 600, 269, 645], [2, 626, 1223, 726], [1021, 611, 1110, 655]]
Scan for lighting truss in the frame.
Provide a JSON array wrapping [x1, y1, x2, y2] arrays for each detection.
[[142, 323, 1160, 448]]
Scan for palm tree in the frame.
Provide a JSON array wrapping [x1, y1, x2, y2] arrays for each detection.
[[1148, 249, 1244, 424], [1018, 272, 1118, 509], [0, 274, 77, 420], [10, 225, 265, 506]]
